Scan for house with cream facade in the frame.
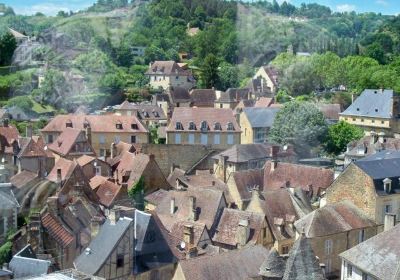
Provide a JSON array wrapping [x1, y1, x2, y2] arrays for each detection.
[[146, 61, 195, 90]]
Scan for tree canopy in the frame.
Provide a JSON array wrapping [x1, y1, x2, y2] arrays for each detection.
[[324, 121, 364, 155]]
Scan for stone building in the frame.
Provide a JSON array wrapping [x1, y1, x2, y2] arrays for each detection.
[[253, 66, 279, 94], [115, 101, 167, 128], [214, 88, 251, 109], [327, 150, 400, 224], [294, 201, 378, 278], [146, 61, 195, 90]]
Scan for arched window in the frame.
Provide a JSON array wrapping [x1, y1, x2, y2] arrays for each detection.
[[176, 122, 183, 130], [214, 122, 222, 131], [227, 122, 234, 131], [201, 121, 208, 131], [189, 121, 196, 130]]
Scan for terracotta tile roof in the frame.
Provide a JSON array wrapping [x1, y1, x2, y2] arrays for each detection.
[[0, 125, 19, 145], [255, 97, 274, 107], [167, 107, 241, 132], [132, 104, 166, 120], [178, 245, 269, 280], [48, 128, 94, 157], [89, 175, 108, 190], [146, 61, 192, 76], [213, 208, 265, 247], [190, 89, 216, 107], [18, 136, 52, 158], [116, 152, 150, 188], [41, 114, 148, 133], [76, 155, 96, 166], [41, 213, 74, 247], [168, 86, 191, 102], [145, 189, 168, 206], [232, 169, 265, 202], [155, 187, 225, 231], [10, 170, 39, 189], [217, 88, 250, 103], [264, 161, 334, 195], [170, 220, 207, 247], [295, 201, 376, 238], [47, 158, 76, 183], [96, 180, 123, 208]]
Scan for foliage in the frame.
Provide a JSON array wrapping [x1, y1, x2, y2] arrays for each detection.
[[269, 101, 328, 156], [128, 176, 145, 210], [7, 95, 33, 111], [149, 125, 159, 144], [324, 121, 364, 155], [0, 229, 15, 265], [201, 54, 220, 88], [0, 32, 17, 66]]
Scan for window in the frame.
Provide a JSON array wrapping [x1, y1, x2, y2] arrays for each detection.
[[325, 239, 333, 255], [131, 123, 138, 130], [385, 204, 392, 214], [220, 104, 223, 108], [358, 229, 365, 243], [116, 254, 124, 268], [201, 134, 208, 145], [116, 123, 123, 129], [200, 121, 208, 131], [281, 245, 289, 254], [131, 135, 136, 144], [362, 272, 368, 280], [347, 263, 352, 277], [353, 118, 356, 121], [325, 258, 332, 273], [66, 121, 73, 128], [214, 134, 220, 145], [114, 136, 121, 144], [214, 122, 222, 131], [227, 122, 235, 131], [175, 133, 181, 144], [189, 121, 196, 130], [188, 134, 195, 144], [372, 120, 375, 123], [95, 166, 101, 176], [176, 102, 180, 107], [361, 118, 364, 122], [384, 178, 392, 193], [176, 122, 183, 130], [100, 149, 106, 157], [382, 121, 385, 124], [99, 135, 106, 144], [48, 134, 54, 143], [227, 134, 234, 145]]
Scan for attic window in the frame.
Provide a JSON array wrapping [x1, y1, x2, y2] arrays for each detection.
[[131, 123, 138, 130], [116, 122, 123, 129], [176, 122, 183, 130], [200, 121, 208, 132], [188, 121, 196, 130], [227, 122, 235, 131], [214, 122, 222, 131], [375, 109, 378, 112], [356, 108, 360, 111], [383, 178, 392, 194], [66, 121, 73, 128]]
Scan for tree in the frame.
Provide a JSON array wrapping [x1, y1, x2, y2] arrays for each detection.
[[7, 96, 33, 111], [201, 54, 220, 88], [269, 101, 328, 156], [364, 42, 386, 64], [128, 176, 145, 210], [280, 60, 318, 96], [0, 32, 17, 66], [324, 121, 364, 155], [218, 62, 239, 90]]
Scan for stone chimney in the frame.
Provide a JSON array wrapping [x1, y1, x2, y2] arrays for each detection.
[[220, 155, 228, 183], [270, 145, 280, 160], [110, 142, 116, 159], [170, 197, 176, 214], [188, 196, 197, 222], [26, 123, 33, 138], [384, 213, 396, 231], [109, 207, 121, 225], [85, 125, 92, 145], [183, 224, 194, 245], [236, 218, 250, 248], [90, 217, 102, 239], [274, 217, 284, 234], [270, 160, 278, 172]]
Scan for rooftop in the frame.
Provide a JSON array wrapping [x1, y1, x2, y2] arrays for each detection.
[[242, 107, 281, 128]]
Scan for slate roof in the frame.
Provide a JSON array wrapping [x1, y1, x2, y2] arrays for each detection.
[[144, 189, 168, 206], [340, 223, 400, 280], [168, 86, 191, 103], [262, 66, 279, 87], [242, 107, 280, 128], [41, 114, 147, 133], [74, 217, 133, 275], [170, 220, 207, 247], [190, 89, 216, 107], [346, 135, 400, 158], [146, 61, 192, 76], [259, 248, 287, 278], [177, 245, 269, 280], [167, 107, 241, 132], [212, 143, 276, 163], [118, 103, 167, 120], [232, 169, 265, 203], [282, 236, 326, 280], [217, 88, 250, 103], [9, 245, 51, 279], [213, 208, 265, 247], [0, 186, 19, 209], [41, 213, 74, 247], [294, 201, 376, 238], [340, 89, 395, 119]]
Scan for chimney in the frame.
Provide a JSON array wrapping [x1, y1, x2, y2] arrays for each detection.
[[26, 123, 33, 138], [85, 125, 92, 145], [186, 246, 198, 259], [270, 145, 280, 160], [3, 119, 8, 127], [188, 196, 197, 221], [274, 217, 284, 234], [109, 207, 121, 225], [220, 155, 228, 183], [56, 168, 62, 184], [270, 160, 278, 172], [170, 197, 176, 214], [384, 213, 396, 231], [235, 112, 240, 126], [90, 217, 101, 239], [110, 142, 116, 159], [236, 218, 250, 248], [183, 224, 194, 245]]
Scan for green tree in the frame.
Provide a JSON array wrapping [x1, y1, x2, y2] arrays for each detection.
[[128, 176, 145, 211], [0, 32, 17, 66], [269, 101, 328, 156], [324, 121, 364, 155], [364, 42, 386, 64], [7, 96, 33, 111], [218, 62, 239, 90], [201, 54, 220, 88]]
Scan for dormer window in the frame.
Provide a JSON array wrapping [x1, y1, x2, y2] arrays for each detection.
[[227, 122, 234, 131], [214, 122, 222, 131], [189, 121, 196, 130], [131, 123, 138, 130], [66, 120, 73, 128], [383, 178, 392, 194], [176, 122, 183, 130], [200, 121, 208, 132], [116, 122, 123, 129]]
